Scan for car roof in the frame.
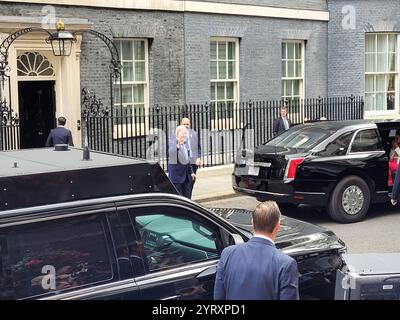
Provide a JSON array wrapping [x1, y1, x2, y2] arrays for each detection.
[[0, 147, 145, 177], [0, 148, 178, 210], [303, 119, 400, 130]]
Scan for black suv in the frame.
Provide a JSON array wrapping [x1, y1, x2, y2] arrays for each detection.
[[0, 148, 345, 299], [233, 119, 400, 223]]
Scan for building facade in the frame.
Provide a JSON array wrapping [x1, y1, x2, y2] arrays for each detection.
[[328, 0, 400, 118], [0, 0, 393, 149]]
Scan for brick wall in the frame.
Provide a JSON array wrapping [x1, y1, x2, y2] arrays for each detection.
[[184, 12, 327, 103], [328, 0, 400, 97], [0, 2, 185, 107], [192, 0, 327, 10]]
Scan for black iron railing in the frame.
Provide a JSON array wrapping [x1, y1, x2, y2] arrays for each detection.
[[84, 96, 364, 170]]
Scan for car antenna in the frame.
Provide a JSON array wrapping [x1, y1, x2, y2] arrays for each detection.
[[82, 120, 91, 161]]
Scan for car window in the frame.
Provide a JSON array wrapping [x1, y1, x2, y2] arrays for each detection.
[[318, 131, 354, 156], [265, 126, 336, 151], [127, 206, 221, 272], [0, 214, 115, 299], [350, 129, 382, 153]]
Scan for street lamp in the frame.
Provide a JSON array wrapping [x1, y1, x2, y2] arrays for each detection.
[[46, 20, 76, 57]]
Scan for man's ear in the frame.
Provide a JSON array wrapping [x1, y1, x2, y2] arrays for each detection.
[[273, 221, 281, 235]]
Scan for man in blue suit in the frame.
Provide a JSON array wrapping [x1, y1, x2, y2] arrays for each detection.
[[214, 201, 299, 300], [45, 116, 74, 147], [168, 125, 196, 198], [181, 117, 202, 198], [273, 106, 292, 137]]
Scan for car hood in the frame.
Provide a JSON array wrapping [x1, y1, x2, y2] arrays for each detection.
[[209, 208, 346, 256]]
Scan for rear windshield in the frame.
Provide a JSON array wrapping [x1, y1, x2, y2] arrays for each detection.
[[264, 125, 335, 151]]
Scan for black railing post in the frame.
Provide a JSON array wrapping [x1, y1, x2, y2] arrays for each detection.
[[204, 102, 209, 167], [317, 96, 322, 120]]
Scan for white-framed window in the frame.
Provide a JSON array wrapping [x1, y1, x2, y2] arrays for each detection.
[[365, 33, 398, 114], [114, 39, 149, 136], [210, 38, 239, 121], [281, 40, 304, 102]]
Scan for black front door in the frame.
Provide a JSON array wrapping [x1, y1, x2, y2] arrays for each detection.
[[18, 81, 56, 149]]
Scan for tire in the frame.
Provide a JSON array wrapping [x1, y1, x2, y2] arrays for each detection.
[[327, 175, 370, 223]]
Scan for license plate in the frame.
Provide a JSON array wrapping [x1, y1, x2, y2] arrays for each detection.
[[248, 166, 260, 176]]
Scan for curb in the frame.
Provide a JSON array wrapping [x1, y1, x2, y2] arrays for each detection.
[[194, 192, 239, 204]]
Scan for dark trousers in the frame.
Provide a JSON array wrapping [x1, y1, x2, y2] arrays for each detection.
[[173, 174, 192, 199], [392, 169, 400, 200]]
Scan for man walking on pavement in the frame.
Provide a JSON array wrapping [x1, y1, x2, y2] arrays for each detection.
[[168, 125, 196, 199], [273, 106, 292, 137]]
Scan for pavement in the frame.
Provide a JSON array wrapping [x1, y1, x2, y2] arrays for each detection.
[[191, 164, 238, 203]]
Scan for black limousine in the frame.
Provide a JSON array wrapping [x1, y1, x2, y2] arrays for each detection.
[[233, 119, 400, 223], [0, 148, 345, 300]]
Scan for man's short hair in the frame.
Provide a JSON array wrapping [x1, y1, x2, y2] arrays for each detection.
[[181, 117, 190, 126], [252, 201, 281, 233], [58, 116, 67, 126], [176, 125, 187, 137]]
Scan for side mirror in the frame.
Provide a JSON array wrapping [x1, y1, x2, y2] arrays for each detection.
[[192, 222, 216, 240]]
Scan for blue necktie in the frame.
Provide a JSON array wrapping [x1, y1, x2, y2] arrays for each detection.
[[185, 138, 191, 158]]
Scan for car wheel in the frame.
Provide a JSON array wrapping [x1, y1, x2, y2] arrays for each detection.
[[328, 175, 370, 223]]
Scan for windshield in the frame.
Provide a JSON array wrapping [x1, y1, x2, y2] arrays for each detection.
[[264, 125, 335, 151]]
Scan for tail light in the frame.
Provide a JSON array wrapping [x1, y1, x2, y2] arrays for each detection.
[[284, 157, 305, 181]]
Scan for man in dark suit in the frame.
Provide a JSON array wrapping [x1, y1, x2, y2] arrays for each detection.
[[273, 106, 292, 137], [45, 116, 74, 147], [168, 125, 196, 198], [181, 117, 202, 198], [214, 201, 299, 300]]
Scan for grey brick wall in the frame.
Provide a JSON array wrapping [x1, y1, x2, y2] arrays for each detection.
[[0, 3, 185, 108], [184, 12, 327, 103], [328, 0, 400, 97], [0, 1, 328, 109], [191, 0, 327, 10]]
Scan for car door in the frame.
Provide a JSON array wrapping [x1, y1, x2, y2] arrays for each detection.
[[0, 205, 135, 300], [115, 203, 232, 300], [348, 128, 388, 192]]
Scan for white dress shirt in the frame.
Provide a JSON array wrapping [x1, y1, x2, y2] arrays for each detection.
[[282, 117, 289, 130]]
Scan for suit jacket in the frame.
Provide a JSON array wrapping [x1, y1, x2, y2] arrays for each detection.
[[214, 237, 299, 300], [273, 117, 292, 137], [45, 127, 74, 147], [168, 139, 194, 184], [186, 129, 202, 164]]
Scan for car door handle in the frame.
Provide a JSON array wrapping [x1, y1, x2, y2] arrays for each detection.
[[196, 265, 217, 278], [161, 295, 182, 300]]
